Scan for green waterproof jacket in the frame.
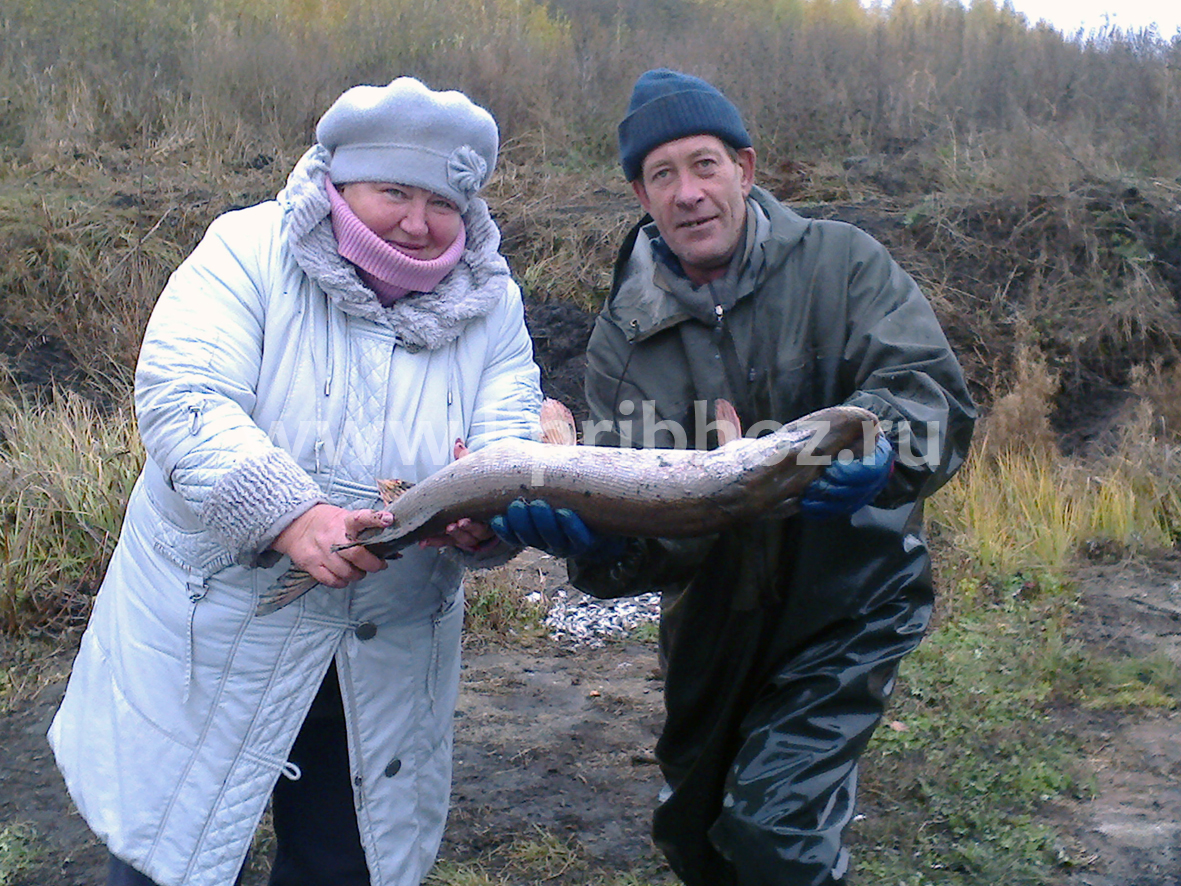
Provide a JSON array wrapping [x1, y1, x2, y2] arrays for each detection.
[[569, 186, 976, 875]]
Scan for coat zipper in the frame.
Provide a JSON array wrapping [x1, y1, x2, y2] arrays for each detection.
[[314, 311, 335, 474], [182, 573, 208, 703]]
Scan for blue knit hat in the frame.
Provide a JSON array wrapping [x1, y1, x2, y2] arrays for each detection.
[[316, 77, 498, 211], [618, 69, 752, 182]]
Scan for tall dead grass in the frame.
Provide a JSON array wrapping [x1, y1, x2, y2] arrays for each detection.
[[930, 347, 1181, 587], [0, 386, 142, 634], [484, 160, 637, 307], [0, 151, 285, 383], [1, 0, 1179, 183], [902, 177, 1181, 401]]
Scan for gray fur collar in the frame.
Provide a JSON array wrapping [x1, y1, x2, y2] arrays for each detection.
[[278, 146, 511, 352]]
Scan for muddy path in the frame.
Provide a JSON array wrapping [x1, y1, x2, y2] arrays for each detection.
[[1056, 555, 1181, 885]]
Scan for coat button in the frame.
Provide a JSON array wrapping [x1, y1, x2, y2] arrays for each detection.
[[355, 621, 377, 640], [384, 758, 402, 778]]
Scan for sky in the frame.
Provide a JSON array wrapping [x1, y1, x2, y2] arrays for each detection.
[[989, 0, 1180, 37]]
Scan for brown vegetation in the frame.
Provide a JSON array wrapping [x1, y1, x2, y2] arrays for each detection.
[[2, 0, 1179, 404]]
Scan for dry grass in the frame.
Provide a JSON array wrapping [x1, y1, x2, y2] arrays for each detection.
[[900, 178, 1181, 400], [976, 342, 1059, 459], [1130, 360, 1181, 439], [0, 150, 284, 382], [486, 157, 637, 307], [0, 388, 142, 634], [930, 403, 1181, 589], [929, 342, 1181, 586], [2, 0, 1179, 182]]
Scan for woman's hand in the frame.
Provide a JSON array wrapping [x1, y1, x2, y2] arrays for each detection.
[[272, 503, 394, 587], [418, 517, 498, 553], [415, 437, 501, 554]]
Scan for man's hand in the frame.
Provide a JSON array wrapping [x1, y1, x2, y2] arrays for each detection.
[[489, 500, 625, 562], [272, 503, 393, 588], [800, 434, 895, 518]]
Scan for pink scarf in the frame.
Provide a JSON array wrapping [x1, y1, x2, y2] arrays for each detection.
[[327, 178, 466, 305]]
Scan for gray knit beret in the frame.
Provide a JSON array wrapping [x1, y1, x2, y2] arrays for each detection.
[[618, 69, 752, 182], [316, 77, 498, 211]]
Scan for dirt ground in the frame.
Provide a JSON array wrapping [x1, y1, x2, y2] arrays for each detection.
[[1055, 555, 1181, 886], [1, 548, 1180, 885]]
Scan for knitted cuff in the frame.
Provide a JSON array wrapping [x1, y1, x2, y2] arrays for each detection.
[[200, 449, 327, 566]]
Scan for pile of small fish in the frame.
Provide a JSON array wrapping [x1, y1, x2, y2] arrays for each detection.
[[534, 588, 661, 648]]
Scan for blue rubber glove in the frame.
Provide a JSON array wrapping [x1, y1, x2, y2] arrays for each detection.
[[800, 434, 895, 518], [489, 500, 626, 562]]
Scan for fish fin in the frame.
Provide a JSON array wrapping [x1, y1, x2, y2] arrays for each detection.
[[256, 567, 318, 616], [540, 398, 578, 445], [339, 519, 399, 550], [377, 478, 413, 506], [714, 398, 743, 446]]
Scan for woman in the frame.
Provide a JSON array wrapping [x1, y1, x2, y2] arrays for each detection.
[[48, 77, 543, 886]]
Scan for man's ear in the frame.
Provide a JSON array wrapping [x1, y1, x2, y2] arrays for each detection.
[[631, 179, 652, 213], [737, 147, 756, 196]]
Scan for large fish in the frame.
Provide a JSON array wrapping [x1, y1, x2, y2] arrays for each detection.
[[256, 400, 878, 615]]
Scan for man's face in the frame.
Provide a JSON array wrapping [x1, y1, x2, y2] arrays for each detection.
[[632, 135, 756, 286]]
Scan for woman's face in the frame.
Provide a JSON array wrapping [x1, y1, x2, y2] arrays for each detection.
[[339, 181, 463, 261]]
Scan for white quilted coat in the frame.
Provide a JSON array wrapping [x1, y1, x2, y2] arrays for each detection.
[[48, 148, 542, 886]]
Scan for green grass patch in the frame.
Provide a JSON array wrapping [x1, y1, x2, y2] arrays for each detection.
[[0, 821, 40, 885], [463, 571, 548, 642], [852, 581, 1178, 883]]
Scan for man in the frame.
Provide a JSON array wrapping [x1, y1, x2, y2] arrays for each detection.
[[492, 69, 975, 885]]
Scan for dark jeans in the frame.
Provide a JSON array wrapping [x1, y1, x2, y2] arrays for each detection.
[[107, 663, 369, 886]]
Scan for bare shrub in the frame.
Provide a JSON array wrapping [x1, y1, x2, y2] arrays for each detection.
[[978, 343, 1058, 459], [1131, 362, 1181, 440], [2, 0, 1180, 181]]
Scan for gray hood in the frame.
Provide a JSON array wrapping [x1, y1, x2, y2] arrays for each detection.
[[278, 145, 511, 352]]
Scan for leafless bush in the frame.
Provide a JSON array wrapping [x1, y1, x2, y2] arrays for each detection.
[[1131, 361, 1181, 441], [978, 343, 1059, 459]]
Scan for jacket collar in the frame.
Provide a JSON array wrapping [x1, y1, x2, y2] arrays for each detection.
[[607, 185, 810, 342], [278, 146, 510, 352]]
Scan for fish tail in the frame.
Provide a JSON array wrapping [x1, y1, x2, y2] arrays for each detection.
[[256, 567, 319, 616]]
